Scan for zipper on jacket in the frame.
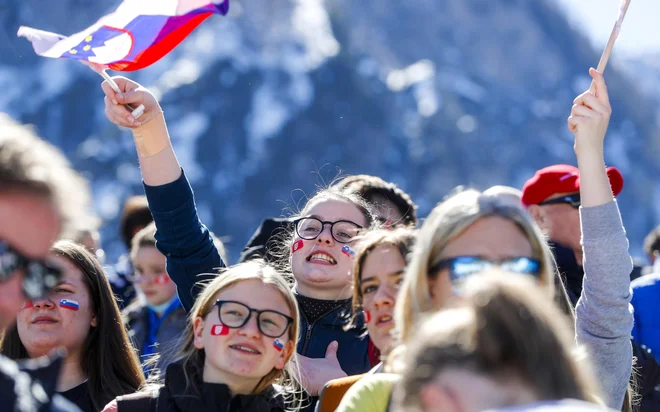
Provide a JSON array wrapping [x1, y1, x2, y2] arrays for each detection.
[[299, 304, 347, 355]]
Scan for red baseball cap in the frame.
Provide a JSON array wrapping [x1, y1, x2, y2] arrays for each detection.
[[521, 164, 623, 207]]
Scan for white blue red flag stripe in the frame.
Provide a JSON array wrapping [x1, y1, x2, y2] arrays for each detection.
[[59, 299, 80, 311], [18, 0, 229, 72]]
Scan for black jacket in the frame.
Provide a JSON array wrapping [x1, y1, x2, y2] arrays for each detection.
[[115, 363, 286, 412], [0, 353, 80, 412]]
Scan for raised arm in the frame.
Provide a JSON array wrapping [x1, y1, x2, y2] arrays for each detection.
[[569, 68, 633, 409], [102, 77, 224, 311]]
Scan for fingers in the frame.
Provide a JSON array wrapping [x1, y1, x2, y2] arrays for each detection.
[[589, 67, 610, 106], [573, 92, 611, 116], [116, 90, 143, 105], [567, 115, 585, 132], [324, 340, 339, 358], [104, 96, 139, 127]]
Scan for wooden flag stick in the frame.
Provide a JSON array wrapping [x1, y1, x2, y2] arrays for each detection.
[[589, 0, 632, 92]]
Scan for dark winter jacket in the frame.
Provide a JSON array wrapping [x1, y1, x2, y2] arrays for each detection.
[[115, 363, 286, 412]]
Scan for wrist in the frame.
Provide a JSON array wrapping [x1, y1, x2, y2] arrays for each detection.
[[131, 112, 170, 157]]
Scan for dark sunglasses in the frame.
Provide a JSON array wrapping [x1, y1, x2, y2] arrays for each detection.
[[213, 300, 294, 338], [538, 193, 581, 209], [429, 256, 541, 282], [293, 217, 363, 244], [0, 240, 62, 300]]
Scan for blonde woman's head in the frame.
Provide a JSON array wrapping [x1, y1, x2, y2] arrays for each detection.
[[395, 188, 560, 343]]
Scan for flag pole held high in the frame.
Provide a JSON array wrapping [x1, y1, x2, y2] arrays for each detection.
[[588, 0, 631, 92]]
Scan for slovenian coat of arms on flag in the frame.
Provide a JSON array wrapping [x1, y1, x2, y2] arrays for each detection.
[[17, 0, 229, 72]]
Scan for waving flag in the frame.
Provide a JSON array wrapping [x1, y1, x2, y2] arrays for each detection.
[[18, 0, 229, 72]]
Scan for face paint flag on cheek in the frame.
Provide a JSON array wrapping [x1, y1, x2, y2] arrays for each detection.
[[292, 240, 304, 254], [154, 274, 171, 285], [22, 300, 34, 310], [273, 339, 284, 352], [341, 245, 356, 258], [59, 299, 79, 311], [363, 310, 371, 324], [211, 324, 229, 336]]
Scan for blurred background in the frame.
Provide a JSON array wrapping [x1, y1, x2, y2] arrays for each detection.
[[1, 0, 659, 265]]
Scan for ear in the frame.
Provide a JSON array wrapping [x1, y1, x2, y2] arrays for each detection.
[[90, 313, 98, 328], [527, 205, 547, 229], [274, 339, 296, 370], [193, 317, 205, 350]]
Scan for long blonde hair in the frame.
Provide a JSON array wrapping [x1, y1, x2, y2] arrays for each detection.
[[177, 260, 301, 402], [393, 272, 601, 412], [395, 188, 567, 343]]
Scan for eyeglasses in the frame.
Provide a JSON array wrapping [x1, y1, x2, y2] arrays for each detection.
[[213, 300, 294, 338], [538, 193, 581, 209], [293, 217, 363, 244], [0, 240, 62, 300], [429, 256, 541, 282]]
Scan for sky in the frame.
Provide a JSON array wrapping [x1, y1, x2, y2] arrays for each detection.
[[556, 0, 660, 57]]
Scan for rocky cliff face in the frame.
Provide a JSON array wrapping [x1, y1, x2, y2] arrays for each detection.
[[1, 0, 658, 262]]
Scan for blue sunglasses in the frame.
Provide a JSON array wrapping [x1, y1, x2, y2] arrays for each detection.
[[429, 256, 541, 282]]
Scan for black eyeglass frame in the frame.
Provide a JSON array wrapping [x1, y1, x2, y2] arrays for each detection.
[[428, 256, 542, 282], [0, 240, 62, 300], [293, 217, 364, 244], [538, 194, 581, 208], [213, 300, 294, 338]]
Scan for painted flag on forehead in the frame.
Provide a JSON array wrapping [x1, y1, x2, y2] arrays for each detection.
[[17, 0, 229, 72]]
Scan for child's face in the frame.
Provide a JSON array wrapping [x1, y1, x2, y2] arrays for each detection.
[[133, 246, 177, 306]]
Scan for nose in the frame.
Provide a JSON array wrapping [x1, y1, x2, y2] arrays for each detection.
[[238, 312, 261, 339], [316, 223, 335, 245], [372, 284, 395, 309], [32, 296, 55, 309]]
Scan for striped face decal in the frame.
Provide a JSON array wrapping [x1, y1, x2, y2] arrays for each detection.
[[23, 300, 34, 309], [341, 245, 356, 258], [273, 339, 284, 352], [292, 240, 304, 254], [211, 324, 229, 336], [59, 299, 79, 311]]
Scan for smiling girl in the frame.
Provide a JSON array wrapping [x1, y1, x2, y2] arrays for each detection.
[[0, 240, 144, 411], [100, 77, 378, 398], [103, 260, 301, 412]]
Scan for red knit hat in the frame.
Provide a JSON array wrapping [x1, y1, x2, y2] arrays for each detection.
[[521, 164, 623, 207]]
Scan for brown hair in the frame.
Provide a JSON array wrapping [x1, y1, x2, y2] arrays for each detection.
[[348, 228, 417, 330], [120, 195, 153, 250], [130, 221, 157, 264], [393, 272, 600, 411], [0, 114, 94, 239], [335, 174, 418, 227], [0, 240, 145, 410], [177, 260, 302, 408]]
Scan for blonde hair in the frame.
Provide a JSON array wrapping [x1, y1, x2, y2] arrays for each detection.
[[177, 260, 301, 406], [393, 272, 601, 412], [395, 188, 566, 343], [347, 228, 417, 330]]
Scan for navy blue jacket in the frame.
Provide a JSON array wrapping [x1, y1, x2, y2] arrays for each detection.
[[142, 170, 371, 376]]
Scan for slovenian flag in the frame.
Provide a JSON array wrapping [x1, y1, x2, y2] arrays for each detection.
[[17, 0, 229, 72], [59, 299, 80, 311]]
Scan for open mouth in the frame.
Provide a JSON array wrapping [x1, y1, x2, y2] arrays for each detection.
[[306, 251, 337, 265], [376, 314, 393, 326], [229, 344, 261, 355]]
